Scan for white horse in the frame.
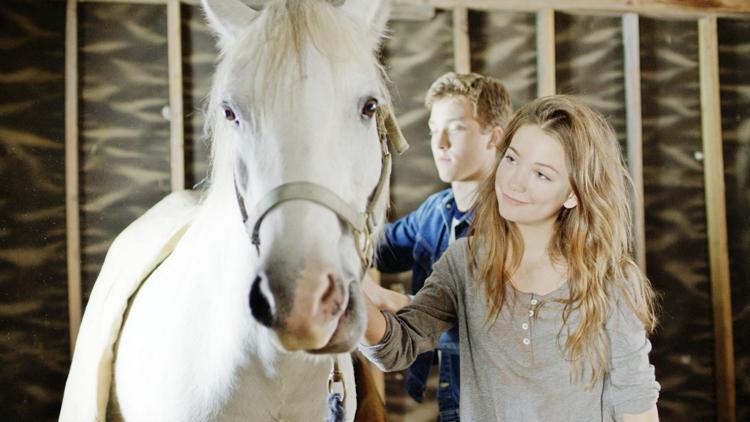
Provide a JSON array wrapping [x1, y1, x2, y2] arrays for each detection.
[[59, 0, 407, 420]]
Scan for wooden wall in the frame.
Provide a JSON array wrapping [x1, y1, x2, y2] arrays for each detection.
[[1, 2, 69, 420], [718, 18, 750, 422]]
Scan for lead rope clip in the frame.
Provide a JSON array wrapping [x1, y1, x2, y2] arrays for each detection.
[[326, 356, 347, 422]]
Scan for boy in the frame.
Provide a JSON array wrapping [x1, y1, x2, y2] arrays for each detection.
[[364, 72, 512, 421]]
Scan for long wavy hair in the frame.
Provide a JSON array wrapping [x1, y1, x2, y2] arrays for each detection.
[[467, 95, 658, 386]]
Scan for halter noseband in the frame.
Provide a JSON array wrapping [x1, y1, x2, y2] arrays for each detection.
[[234, 107, 406, 271]]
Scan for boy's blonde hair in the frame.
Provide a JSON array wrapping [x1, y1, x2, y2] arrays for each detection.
[[425, 72, 512, 130]]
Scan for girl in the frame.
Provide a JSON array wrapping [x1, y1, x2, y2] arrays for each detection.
[[360, 95, 660, 421]]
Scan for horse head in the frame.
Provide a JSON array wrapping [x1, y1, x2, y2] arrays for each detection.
[[202, 0, 404, 354]]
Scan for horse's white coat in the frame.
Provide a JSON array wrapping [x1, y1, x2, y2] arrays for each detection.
[[60, 0, 394, 420]]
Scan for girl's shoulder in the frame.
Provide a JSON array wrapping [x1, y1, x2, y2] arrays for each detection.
[[434, 238, 473, 285], [441, 236, 471, 264]]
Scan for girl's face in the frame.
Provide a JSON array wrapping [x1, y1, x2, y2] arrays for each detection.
[[495, 124, 577, 227]]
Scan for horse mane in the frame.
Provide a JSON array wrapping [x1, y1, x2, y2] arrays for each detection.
[[203, 0, 391, 196]]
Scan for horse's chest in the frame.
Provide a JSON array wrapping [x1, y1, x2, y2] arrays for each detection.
[[217, 358, 333, 421]]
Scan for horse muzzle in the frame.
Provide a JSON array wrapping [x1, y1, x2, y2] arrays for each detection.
[[249, 265, 362, 352]]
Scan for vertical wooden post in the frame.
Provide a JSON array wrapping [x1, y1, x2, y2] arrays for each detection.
[[698, 15, 735, 422], [622, 13, 647, 271], [65, 0, 82, 355], [453, 7, 471, 73], [167, 0, 185, 191], [536, 9, 555, 97]]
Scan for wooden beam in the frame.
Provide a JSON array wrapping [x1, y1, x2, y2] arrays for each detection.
[[65, 0, 82, 355], [699, 15, 735, 422], [622, 13, 646, 271], [78, 0, 437, 21], [395, 0, 750, 17], [167, 0, 185, 192], [452, 7, 471, 73], [78, 0, 750, 18], [536, 9, 555, 97]]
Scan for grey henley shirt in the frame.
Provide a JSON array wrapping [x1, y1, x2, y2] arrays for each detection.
[[360, 238, 659, 421]]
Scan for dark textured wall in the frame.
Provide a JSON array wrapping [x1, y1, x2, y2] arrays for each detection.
[[78, 3, 173, 305], [640, 17, 716, 421], [555, 13, 627, 149], [181, 3, 214, 190], [469, 10, 537, 120], [718, 17, 750, 422], [0, 1, 68, 421], [382, 10, 454, 220], [379, 11, 454, 420]]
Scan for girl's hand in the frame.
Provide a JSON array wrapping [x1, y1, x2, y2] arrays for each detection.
[[362, 273, 411, 313], [361, 281, 388, 346]]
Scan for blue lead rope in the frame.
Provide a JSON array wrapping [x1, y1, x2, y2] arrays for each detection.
[[326, 392, 345, 422]]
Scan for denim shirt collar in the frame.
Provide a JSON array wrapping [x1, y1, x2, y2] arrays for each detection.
[[439, 190, 473, 229]]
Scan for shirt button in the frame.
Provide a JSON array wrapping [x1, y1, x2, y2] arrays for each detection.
[[446, 203, 452, 208], [522, 323, 528, 330], [523, 338, 530, 345], [530, 298, 538, 305], [529, 310, 534, 317]]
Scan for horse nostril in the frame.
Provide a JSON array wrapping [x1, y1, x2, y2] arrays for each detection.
[[318, 273, 344, 315], [249, 276, 274, 328], [320, 273, 337, 306]]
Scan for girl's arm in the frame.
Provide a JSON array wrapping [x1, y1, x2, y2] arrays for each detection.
[[358, 243, 463, 371], [623, 405, 659, 421], [606, 296, 661, 419]]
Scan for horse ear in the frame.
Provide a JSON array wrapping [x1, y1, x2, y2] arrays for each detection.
[[339, 0, 391, 43], [201, 0, 259, 45]]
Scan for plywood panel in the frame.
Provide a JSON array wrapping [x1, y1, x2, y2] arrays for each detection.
[[180, 3, 214, 188], [717, 17, 750, 422], [640, 17, 715, 421], [0, 2, 70, 420], [556, 12, 627, 149], [379, 11, 455, 420], [469, 10, 537, 110], [78, 3, 171, 303], [382, 11, 454, 219]]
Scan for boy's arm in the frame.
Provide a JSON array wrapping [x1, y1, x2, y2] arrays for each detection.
[[375, 207, 422, 273]]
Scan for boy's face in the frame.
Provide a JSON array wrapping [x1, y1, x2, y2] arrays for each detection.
[[428, 96, 496, 184]]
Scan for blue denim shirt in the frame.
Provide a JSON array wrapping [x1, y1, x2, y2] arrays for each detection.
[[375, 188, 470, 420]]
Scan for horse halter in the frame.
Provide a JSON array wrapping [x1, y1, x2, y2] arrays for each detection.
[[234, 107, 408, 271]]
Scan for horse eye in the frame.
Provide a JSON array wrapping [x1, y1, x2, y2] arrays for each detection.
[[361, 98, 378, 119], [223, 106, 236, 122]]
